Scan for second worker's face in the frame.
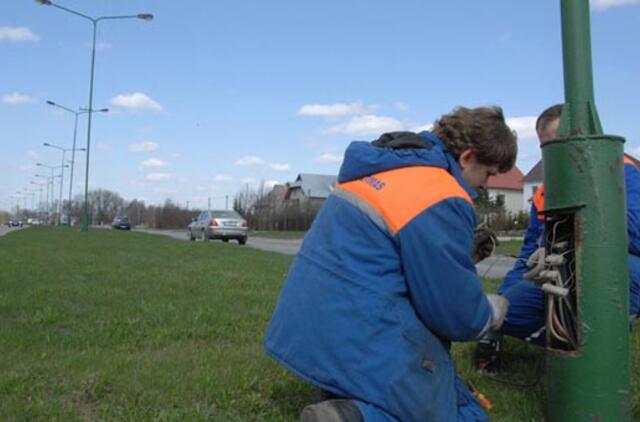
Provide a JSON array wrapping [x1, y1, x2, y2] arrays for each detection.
[[537, 117, 560, 144]]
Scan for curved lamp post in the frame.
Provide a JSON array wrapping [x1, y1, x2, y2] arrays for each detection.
[[43, 142, 86, 225], [36, 0, 153, 232], [36, 162, 68, 222], [45, 100, 108, 218]]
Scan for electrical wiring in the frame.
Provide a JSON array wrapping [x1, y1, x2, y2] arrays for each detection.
[[542, 216, 579, 349]]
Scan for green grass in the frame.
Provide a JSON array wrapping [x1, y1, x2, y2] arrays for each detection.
[[0, 227, 314, 421], [1, 228, 638, 420], [495, 239, 524, 257], [250, 230, 306, 240]]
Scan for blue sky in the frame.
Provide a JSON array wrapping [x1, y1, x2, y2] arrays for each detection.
[[2, 0, 640, 211]]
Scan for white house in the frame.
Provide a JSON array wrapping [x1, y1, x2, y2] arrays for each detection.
[[486, 166, 525, 214]]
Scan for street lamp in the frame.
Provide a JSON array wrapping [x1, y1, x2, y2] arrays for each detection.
[[30, 180, 47, 212], [34, 174, 52, 214], [36, 0, 153, 232], [43, 141, 86, 225], [46, 100, 108, 215], [36, 163, 68, 222]]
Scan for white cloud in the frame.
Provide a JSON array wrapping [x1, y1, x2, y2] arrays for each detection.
[[27, 150, 42, 160], [241, 177, 256, 185], [129, 141, 159, 152], [236, 155, 265, 166], [146, 172, 172, 181], [18, 164, 35, 172], [394, 102, 409, 112], [0, 26, 38, 42], [214, 174, 233, 183], [269, 162, 290, 172], [153, 187, 178, 194], [3, 92, 36, 104], [195, 184, 221, 192], [298, 101, 368, 117], [410, 123, 433, 133], [264, 180, 280, 189], [236, 155, 289, 172], [112, 93, 163, 112], [96, 143, 112, 151], [129, 179, 147, 188], [316, 153, 343, 164], [329, 115, 404, 136], [140, 158, 167, 168], [506, 116, 538, 141], [592, 0, 640, 10]]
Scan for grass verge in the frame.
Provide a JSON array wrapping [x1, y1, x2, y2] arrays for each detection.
[[0, 228, 637, 420], [495, 239, 524, 257]]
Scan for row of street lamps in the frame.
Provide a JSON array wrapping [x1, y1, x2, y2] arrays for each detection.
[[35, 0, 153, 232]]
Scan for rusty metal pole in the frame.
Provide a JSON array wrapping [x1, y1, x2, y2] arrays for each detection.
[[544, 0, 630, 420]]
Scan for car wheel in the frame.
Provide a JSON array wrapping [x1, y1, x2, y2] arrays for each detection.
[[238, 237, 247, 245], [222, 238, 229, 243], [200, 230, 208, 242], [189, 230, 195, 241]]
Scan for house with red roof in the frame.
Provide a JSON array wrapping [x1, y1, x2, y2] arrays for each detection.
[[486, 166, 524, 214]]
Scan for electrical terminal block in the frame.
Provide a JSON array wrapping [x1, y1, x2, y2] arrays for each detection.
[[545, 254, 565, 266], [542, 283, 569, 298], [538, 269, 561, 282], [551, 241, 569, 253]]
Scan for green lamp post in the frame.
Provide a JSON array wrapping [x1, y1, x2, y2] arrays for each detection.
[[544, 0, 630, 420]]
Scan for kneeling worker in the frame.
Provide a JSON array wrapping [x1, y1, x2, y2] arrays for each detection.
[[265, 106, 517, 421]]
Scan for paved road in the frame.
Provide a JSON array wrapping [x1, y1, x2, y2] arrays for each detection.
[[476, 255, 518, 279], [0, 226, 22, 237], [134, 228, 304, 256], [136, 228, 515, 278]]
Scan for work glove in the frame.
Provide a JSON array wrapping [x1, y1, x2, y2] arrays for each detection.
[[473, 227, 498, 263], [486, 294, 510, 330], [523, 247, 546, 282]]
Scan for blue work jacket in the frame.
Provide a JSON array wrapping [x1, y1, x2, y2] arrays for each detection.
[[264, 132, 493, 421]]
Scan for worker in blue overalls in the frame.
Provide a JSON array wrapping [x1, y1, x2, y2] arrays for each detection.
[[265, 106, 518, 421]]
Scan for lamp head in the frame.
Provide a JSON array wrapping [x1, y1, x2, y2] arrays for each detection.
[[46, 100, 55, 106], [35, 0, 53, 5], [137, 13, 153, 21]]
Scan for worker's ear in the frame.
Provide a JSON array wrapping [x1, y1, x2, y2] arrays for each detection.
[[458, 148, 475, 171]]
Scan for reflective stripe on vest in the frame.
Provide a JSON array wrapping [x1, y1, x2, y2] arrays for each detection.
[[533, 185, 545, 220], [336, 166, 472, 235]]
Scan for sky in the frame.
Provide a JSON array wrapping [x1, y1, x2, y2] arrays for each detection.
[[2, 0, 640, 211]]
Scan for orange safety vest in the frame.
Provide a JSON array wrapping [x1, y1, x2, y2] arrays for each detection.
[[336, 166, 472, 235]]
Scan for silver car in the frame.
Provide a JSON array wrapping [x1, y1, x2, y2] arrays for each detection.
[[188, 210, 248, 244]]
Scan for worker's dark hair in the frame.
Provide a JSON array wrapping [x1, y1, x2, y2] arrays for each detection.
[[431, 106, 517, 173], [536, 104, 563, 135]]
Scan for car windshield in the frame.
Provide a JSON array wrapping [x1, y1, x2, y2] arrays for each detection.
[[214, 211, 242, 219]]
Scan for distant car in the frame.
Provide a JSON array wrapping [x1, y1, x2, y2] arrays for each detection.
[[8, 219, 22, 227], [27, 218, 41, 226], [188, 210, 248, 244], [112, 216, 131, 230]]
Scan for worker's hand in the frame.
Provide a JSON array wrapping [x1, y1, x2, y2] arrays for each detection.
[[523, 247, 546, 282], [473, 227, 498, 263], [486, 294, 509, 330]]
